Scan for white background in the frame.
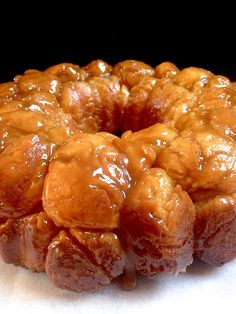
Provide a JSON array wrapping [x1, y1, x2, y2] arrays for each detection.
[[1, 258, 235, 314]]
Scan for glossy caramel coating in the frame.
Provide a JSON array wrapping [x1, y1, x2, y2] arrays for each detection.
[[0, 135, 53, 219], [122, 77, 158, 131], [123, 66, 236, 132], [16, 70, 61, 97], [0, 122, 22, 153], [0, 211, 58, 271], [60, 76, 129, 133], [45, 63, 88, 82], [21, 92, 60, 114], [0, 105, 80, 147], [43, 133, 130, 229], [155, 62, 179, 79], [83, 59, 112, 77], [156, 128, 236, 199], [122, 77, 196, 131], [0, 82, 17, 107], [121, 168, 195, 275], [46, 230, 125, 292], [0, 60, 236, 293], [173, 67, 213, 90], [112, 60, 155, 88], [194, 194, 236, 266], [141, 78, 196, 127], [116, 123, 178, 178]]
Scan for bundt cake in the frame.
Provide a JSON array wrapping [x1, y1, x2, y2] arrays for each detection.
[[0, 60, 236, 292]]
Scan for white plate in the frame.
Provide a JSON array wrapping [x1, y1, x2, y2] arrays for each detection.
[[1, 258, 235, 314]]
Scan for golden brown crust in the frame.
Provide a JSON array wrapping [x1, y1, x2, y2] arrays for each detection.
[[46, 230, 125, 292], [59, 76, 128, 133], [120, 168, 195, 275], [0, 211, 58, 272], [112, 60, 155, 89], [0, 135, 52, 218], [154, 62, 179, 79], [45, 63, 88, 82], [16, 71, 62, 97], [43, 133, 130, 229], [83, 59, 112, 77], [0, 82, 17, 107], [194, 194, 236, 266]]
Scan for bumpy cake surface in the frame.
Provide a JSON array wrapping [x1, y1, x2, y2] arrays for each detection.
[[1, 60, 236, 292]]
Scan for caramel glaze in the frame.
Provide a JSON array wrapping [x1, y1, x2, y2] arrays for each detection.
[[0, 211, 58, 272], [46, 230, 125, 292], [0, 60, 236, 292]]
